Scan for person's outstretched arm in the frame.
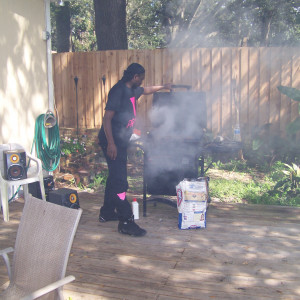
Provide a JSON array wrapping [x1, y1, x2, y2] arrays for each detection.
[[143, 83, 172, 95]]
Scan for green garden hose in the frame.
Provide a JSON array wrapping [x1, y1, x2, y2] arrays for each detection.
[[33, 114, 61, 172]]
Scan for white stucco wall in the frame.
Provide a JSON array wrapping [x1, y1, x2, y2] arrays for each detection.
[[0, 0, 49, 152]]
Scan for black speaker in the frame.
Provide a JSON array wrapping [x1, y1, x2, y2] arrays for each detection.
[[48, 188, 80, 209], [28, 175, 55, 201], [3, 150, 27, 180]]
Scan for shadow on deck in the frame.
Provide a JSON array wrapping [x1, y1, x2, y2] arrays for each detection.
[[1, 192, 300, 300]]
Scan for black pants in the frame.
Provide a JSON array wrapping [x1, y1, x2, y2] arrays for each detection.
[[99, 144, 132, 221]]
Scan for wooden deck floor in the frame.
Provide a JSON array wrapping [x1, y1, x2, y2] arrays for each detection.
[[1, 193, 300, 300]]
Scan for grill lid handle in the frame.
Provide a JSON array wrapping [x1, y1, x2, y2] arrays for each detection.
[[170, 84, 192, 91]]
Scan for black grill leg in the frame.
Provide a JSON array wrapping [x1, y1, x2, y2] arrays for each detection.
[[199, 155, 205, 176], [143, 186, 147, 217], [143, 152, 147, 217]]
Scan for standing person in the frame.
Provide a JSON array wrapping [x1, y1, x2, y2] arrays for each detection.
[[98, 63, 171, 237]]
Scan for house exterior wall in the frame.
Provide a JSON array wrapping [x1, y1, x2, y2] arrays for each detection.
[[0, 0, 48, 152]]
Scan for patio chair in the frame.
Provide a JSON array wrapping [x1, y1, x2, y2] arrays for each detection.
[[0, 143, 46, 222], [0, 195, 82, 300]]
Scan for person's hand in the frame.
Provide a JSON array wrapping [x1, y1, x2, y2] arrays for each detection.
[[107, 142, 117, 160], [163, 83, 172, 90]]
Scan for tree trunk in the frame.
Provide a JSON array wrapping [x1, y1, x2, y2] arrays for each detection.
[[94, 0, 128, 50], [260, 11, 273, 46], [55, 2, 71, 53]]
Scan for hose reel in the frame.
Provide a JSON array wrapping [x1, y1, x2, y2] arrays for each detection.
[[43, 109, 57, 128]]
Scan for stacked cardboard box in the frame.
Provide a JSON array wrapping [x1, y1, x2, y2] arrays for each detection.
[[176, 178, 208, 229]]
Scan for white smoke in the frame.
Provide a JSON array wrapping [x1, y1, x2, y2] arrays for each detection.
[[148, 91, 206, 141]]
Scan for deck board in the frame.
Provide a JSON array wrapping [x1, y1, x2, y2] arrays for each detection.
[[1, 193, 300, 300]]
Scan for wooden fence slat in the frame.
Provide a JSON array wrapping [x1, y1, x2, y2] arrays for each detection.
[[100, 51, 108, 112], [135, 50, 146, 133], [127, 49, 134, 66], [162, 48, 172, 85], [85, 52, 94, 128], [172, 48, 182, 84], [181, 49, 192, 86], [280, 49, 292, 134], [232, 48, 240, 132], [63, 53, 74, 128], [248, 48, 260, 132], [211, 48, 222, 134], [269, 48, 281, 133], [52, 48, 299, 140], [259, 48, 270, 127], [94, 52, 102, 127], [240, 47, 249, 136], [221, 48, 232, 136], [201, 49, 212, 131], [80, 52, 88, 128], [71, 52, 79, 129], [143, 49, 154, 132], [191, 48, 201, 91], [110, 51, 119, 94], [117, 50, 128, 79], [154, 49, 163, 86]]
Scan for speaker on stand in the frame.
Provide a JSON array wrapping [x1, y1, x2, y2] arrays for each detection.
[[3, 150, 27, 181]]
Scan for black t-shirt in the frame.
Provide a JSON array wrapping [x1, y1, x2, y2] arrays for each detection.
[[98, 80, 144, 147]]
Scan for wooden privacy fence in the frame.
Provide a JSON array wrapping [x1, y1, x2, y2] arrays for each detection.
[[52, 47, 300, 139]]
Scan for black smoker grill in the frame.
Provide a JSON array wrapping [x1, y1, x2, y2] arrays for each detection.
[[133, 85, 241, 216], [145, 87, 206, 195]]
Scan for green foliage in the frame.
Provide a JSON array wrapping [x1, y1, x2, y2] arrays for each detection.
[[70, 0, 97, 51], [88, 170, 108, 189], [126, 0, 168, 49], [245, 122, 300, 167], [246, 85, 300, 168], [209, 179, 252, 202], [61, 137, 86, 156], [277, 85, 300, 135], [278, 86, 300, 102], [51, 0, 300, 50], [226, 0, 300, 46], [265, 162, 300, 205], [209, 159, 300, 207], [211, 159, 250, 173], [164, 0, 300, 47], [274, 163, 300, 190], [286, 118, 300, 135], [51, 0, 96, 52]]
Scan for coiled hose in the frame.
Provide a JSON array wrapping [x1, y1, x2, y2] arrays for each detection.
[[33, 114, 60, 171]]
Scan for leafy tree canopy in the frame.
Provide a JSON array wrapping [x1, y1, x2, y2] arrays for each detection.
[[51, 0, 96, 52], [51, 0, 300, 51]]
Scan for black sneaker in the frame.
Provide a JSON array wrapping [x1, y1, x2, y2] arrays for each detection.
[[118, 217, 147, 237], [99, 213, 119, 223]]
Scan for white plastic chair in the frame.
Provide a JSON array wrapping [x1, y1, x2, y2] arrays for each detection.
[[0, 143, 46, 222], [0, 195, 82, 300]]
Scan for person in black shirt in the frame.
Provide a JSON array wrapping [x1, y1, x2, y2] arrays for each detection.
[[98, 63, 171, 237]]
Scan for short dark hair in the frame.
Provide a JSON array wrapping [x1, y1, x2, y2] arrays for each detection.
[[122, 63, 145, 82]]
